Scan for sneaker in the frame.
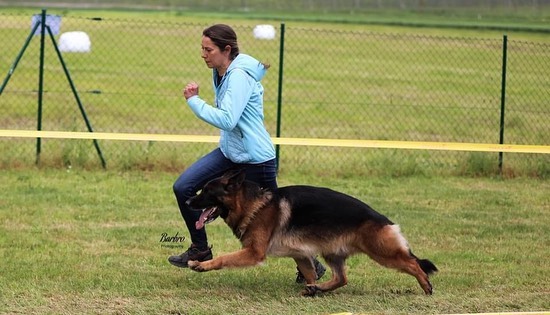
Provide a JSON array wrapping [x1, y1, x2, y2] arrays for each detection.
[[296, 257, 326, 284], [168, 245, 213, 268]]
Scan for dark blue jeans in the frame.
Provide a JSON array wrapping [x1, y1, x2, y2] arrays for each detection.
[[173, 148, 278, 249]]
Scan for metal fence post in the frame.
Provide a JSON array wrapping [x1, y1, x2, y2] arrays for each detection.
[[498, 34, 508, 173], [36, 9, 47, 165], [275, 23, 285, 169], [46, 22, 107, 169], [0, 22, 40, 95]]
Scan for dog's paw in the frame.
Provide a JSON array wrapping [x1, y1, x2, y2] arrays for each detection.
[[188, 260, 205, 272], [301, 284, 320, 297]]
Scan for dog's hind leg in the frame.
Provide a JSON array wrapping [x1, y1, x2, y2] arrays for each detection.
[[360, 224, 436, 295], [388, 253, 434, 295], [294, 257, 316, 284], [301, 254, 347, 297]]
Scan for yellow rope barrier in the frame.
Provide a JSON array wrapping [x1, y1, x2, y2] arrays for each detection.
[[1, 129, 549, 154]]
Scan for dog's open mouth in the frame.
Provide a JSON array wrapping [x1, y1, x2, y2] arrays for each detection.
[[195, 207, 219, 230]]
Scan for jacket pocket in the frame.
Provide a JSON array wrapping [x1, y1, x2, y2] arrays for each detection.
[[223, 129, 250, 163]]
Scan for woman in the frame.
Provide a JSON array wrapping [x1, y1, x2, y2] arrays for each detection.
[[169, 24, 324, 283]]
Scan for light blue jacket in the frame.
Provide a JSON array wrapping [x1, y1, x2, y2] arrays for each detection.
[[186, 53, 276, 164]]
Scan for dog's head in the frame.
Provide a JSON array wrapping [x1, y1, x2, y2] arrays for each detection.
[[186, 169, 246, 229]]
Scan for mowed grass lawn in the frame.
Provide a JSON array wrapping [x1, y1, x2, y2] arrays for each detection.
[[1, 169, 548, 314]]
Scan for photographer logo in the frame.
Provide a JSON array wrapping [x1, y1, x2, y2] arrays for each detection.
[[159, 232, 186, 248]]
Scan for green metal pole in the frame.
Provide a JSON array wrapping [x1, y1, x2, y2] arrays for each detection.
[[36, 9, 47, 165], [0, 22, 40, 95], [275, 23, 285, 169], [47, 25, 107, 169], [498, 34, 508, 173]]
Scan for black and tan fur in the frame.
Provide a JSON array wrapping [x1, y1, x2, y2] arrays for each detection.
[[187, 170, 438, 296]]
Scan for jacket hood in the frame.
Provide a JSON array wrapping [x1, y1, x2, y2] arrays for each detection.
[[226, 53, 267, 82]]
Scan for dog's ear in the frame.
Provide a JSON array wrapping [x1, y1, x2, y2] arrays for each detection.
[[225, 169, 246, 192]]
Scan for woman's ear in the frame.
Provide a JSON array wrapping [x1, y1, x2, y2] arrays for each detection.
[[223, 45, 231, 54]]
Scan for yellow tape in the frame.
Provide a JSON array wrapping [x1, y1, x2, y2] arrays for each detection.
[[1, 129, 549, 154]]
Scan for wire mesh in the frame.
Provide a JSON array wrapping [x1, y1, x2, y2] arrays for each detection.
[[0, 12, 548, 175]]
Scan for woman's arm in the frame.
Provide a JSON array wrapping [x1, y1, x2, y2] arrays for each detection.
[[186, 69, 254, 131]]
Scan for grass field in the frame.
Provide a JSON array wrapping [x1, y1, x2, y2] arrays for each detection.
[[1, 169, 549, 314]]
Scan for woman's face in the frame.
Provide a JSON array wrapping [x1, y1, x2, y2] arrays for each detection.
[[201, 36, 230, 71]]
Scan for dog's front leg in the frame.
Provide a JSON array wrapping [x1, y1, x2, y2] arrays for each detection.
[[188, 247, 265, 272]]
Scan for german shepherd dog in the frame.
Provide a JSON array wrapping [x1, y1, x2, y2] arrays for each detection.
[[187, 170, 437, 296]]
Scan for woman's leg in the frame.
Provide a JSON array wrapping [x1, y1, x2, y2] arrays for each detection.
[[172, 148, 234, 248], [241, 158, 278, 191]]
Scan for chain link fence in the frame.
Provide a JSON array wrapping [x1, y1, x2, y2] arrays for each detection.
[[1, 11, 548, 176]]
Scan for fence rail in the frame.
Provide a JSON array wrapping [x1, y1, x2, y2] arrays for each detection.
[[0, 11, 548, 176]]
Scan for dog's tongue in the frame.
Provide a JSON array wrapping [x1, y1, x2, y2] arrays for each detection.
[[195, 207, 215, 230]]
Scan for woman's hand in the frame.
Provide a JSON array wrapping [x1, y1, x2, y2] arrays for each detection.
[[183, 82, 199, 99]]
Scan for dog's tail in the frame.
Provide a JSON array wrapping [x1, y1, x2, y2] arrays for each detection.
[[409, 251, 438, 275], [417, 258, 438, 275]]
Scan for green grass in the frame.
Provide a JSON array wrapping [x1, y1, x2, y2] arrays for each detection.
[[1, 169, 549, 314]]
